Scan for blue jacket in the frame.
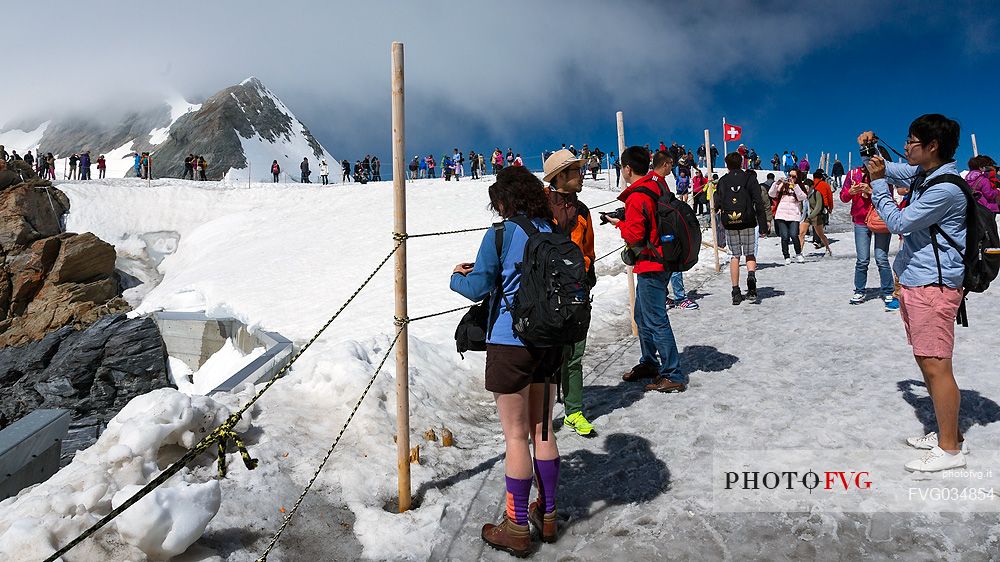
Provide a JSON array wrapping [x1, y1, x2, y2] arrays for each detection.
[[872, 161, 966, 288], [449, 217, 553, 346]]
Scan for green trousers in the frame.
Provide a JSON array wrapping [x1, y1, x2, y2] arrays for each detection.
[[560, 339, 587, 416]]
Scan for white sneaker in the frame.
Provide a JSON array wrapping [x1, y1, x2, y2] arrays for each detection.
[[904, 446, 966, 472], [784, 257, 791, 265], [796, 254, 805, 263], [906, 431, 970, 454]]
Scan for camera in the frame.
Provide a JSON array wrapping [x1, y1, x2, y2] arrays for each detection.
[[599, 207, 625, 225], [859, 142, 880, 159]]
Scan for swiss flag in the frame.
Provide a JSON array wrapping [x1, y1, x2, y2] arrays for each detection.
[[724, 123, 742, 141]]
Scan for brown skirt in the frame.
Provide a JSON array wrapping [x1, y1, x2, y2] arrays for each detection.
[[484, 344, 563, 394]]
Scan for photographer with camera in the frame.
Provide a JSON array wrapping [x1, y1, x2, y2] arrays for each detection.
[[603, 146, 686, 393], [860, 114, 969, 472]]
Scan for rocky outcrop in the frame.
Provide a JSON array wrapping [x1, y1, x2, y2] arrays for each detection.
[[0, 177, 129, 347], [0, 313, 169, 429]]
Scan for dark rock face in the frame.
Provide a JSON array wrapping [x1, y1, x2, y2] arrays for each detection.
[[149, 77, 327, 179], [0, 313, 169, 430]]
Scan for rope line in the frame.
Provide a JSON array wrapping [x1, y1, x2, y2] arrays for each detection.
[[42, 239, 404, 562], [407, 227, 489, 238], [595, 244, 625, 263], [589, 199, 619, 210], [256, 326, 404, 561]]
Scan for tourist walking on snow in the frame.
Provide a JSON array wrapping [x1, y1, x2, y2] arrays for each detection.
[[769, 170, 807, 264], [861, 114, 971, 472], [450, 166, 564, 556], [805, 171, 834, 256], [606, 146, 686, 393], [272, 160, 281, 182], [543, 150, 598, 437], [97, 155, 106, 179], [320, 159, 329, 185], [183, 154, 195, 180], [69, 153, 78, 180], [341, 159, 351, 182], [841, 165, 896, 308], [716, 152, 770, 305], [832, 158, 845, 188], [371, 156, 381, 181], [198, 156, 207, 180]]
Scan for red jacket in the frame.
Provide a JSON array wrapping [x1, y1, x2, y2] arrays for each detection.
[[616, 172, 664, 274]]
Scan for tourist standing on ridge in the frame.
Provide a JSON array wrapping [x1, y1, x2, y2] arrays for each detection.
[[198, 156, 207, 180], [710, 143, 719, 168], [97, 155, 106, 179], [543, 149, 597, 437], [469, 150, 479, 179], [450, 167, 565, 556], [605, 146, 686, 393], [46, 153, 55, 180], [69, 153, 78, 180], [183, 154, 194, 180], [715, 152, 769, 305], [341, 159, 351, 182], [372, 156, 381, 181], [832, 158, 845, 188], [320, 159, 329, 185], [300, 157, 311, 183], [271, 160, 281, 182]]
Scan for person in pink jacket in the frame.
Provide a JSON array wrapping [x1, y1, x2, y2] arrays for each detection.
[[768, 170, 807, 263], [965, 155, 999, 214], [840, 166, 895, 306]]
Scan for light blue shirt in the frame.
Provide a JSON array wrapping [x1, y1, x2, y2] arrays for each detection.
[[871, 161, 966, 288]]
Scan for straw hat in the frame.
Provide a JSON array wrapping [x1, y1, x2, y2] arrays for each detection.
[[543, 149, 583, 183]]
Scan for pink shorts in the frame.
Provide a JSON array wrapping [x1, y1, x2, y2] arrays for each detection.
[[898, 285, 963, 358]]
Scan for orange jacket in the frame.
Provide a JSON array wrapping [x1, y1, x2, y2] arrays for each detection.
[[814, 179, 834, 211], [545, 187, 596, 279]]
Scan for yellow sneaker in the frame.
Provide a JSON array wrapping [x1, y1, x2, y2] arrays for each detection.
[[563, 412, 594, 436]]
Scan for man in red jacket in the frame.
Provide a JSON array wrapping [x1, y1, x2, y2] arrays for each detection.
[[605, 146, 685, 393]]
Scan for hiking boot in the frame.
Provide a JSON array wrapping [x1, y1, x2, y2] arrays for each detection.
[[644, 376, 687, 393], [904, 446, 966, 473], [676, 298, 700, 310], [528, 501, 558, 543], [732, 287, 744, 306], [849, 291, 865, 305], [482, 516, 532, 558], [563, 412, 595, 437], [623, 362, 658, 382], [906, 431, 970, 455]]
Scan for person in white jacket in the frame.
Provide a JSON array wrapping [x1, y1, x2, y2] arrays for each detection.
[[768, 170, 808, 264], [319, 159, 329, 185]]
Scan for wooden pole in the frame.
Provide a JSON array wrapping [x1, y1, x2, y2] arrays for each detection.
[[705, 129, 721, 272], [616, 111, 638, 337], [147, 154, 152, 188], [606, 153, 611, 190], [972, 134, 979, 157], [248, 160, 252, 189], [390, 41, 411, 514]]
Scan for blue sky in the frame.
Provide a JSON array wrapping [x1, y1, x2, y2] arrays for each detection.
[[3, 1, 997, 176]]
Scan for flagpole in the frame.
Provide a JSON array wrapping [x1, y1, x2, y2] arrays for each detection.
[[722, 117, 728, 157]]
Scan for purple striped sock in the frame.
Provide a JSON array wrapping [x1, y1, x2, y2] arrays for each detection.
[[505, 476, 531, 525], [533, 457, 560, 513]]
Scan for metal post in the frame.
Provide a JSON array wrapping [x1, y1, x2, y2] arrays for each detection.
[[972, 134, 979, 157], [390, 42, 411, 514], [705, 129, 721, 272], [617, 111, 638, 337], [848, 152, 852, 172]]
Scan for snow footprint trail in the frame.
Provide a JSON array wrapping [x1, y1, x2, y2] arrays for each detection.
[[435, 213, 1000, 561]]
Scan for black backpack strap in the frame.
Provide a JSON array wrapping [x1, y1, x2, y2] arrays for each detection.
[[486, 222, 505, 340], [508, 215, 540, 236]]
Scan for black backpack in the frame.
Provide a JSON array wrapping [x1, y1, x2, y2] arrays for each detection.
[[632, 180, 702, 272], [502, 216, 592, 346], [718, 170, 759, 230], [920, 173, 1000, 327]]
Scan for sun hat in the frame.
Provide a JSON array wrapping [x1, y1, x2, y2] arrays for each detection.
[[543, 149, 583, 182]]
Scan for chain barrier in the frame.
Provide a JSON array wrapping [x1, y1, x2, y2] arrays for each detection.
[[595, 244, 626, 263], [42, 238, 405, 562]]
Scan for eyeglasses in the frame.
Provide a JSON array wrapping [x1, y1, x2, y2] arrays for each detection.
[[904, 138, 923, 147]]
